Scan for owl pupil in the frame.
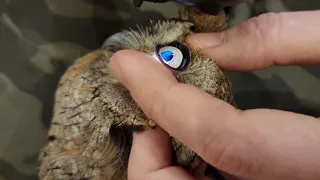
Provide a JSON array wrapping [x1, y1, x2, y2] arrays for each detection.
[[160, 51, 174, 62]]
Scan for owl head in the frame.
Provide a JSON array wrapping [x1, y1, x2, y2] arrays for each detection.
[[103, 19, 234, 105]]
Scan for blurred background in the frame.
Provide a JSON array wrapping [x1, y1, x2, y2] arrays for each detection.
[[0, 0, 319, 179]]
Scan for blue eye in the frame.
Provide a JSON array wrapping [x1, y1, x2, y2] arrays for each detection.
[[155, 41, 190, 71], [160, 50, 174, 62]]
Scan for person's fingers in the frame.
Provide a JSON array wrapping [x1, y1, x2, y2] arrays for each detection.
[[187, 10, 320, 71], [128, 126, 195, 180], [110, 50, 320, 180]]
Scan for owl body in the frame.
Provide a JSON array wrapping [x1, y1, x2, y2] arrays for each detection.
[[38, 20, 234, 180]]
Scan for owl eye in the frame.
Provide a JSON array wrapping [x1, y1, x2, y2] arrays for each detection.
[[155, 41, 190, 71], [159, 46, 183, 69]]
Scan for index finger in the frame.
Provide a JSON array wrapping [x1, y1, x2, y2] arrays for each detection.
[[187, 10, 320, 71]]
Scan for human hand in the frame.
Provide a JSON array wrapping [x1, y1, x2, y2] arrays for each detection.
[[186, 10, 320, 71], [109, 10, 320, 180]]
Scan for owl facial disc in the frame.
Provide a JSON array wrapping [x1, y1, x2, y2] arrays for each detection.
[[153, 41, 191, 72]]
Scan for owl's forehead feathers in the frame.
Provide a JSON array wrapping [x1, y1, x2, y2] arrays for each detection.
[[123, 20, 195, 52]]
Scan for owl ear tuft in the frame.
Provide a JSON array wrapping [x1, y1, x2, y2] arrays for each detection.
[[102, 32, 129, 54]]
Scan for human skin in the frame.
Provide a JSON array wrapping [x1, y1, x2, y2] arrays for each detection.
[[109, 10, 320, 180]]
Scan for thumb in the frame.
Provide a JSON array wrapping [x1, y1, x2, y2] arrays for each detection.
[[187, 10, 320, 71]]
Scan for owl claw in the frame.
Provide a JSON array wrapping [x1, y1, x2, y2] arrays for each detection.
[[132, 119, 156, 127], [131, 119, 157, 132], [148, 119, 157, 127]]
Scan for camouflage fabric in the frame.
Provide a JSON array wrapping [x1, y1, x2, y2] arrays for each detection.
[[0, 0, 319, 179]]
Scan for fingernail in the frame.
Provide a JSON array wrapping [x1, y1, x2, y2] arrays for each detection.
[[186, 32, 223, 50], [109, 49, 161, 88], [109, 49, 144, 87], [109, 51, 128, 86]]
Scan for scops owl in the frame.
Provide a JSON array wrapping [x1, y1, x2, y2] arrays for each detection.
[[38, 18, 235, 180]]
